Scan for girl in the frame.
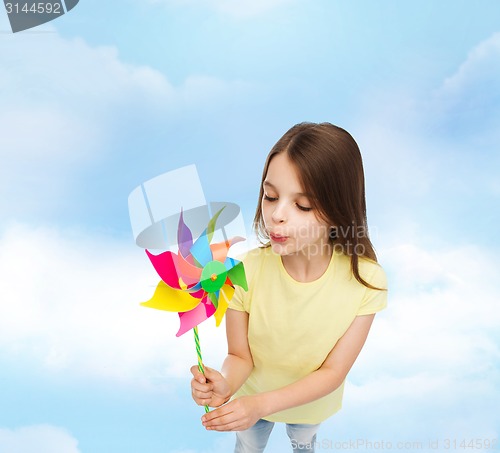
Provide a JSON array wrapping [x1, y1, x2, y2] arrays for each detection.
[[190, 122, 388, 453]]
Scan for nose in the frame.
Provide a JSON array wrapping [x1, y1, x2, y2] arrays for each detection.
[[271, 202, 287, 224]]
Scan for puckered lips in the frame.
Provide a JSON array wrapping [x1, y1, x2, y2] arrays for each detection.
[[269, 232, 289, 243]]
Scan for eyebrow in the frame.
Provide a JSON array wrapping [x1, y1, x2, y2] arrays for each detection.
[[263, 180, 313, 198]]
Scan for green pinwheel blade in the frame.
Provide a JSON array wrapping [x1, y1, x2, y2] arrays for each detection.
[[207, 206, 225, 243], [227, 262, 248, 291], [208, 291, 218, 309]]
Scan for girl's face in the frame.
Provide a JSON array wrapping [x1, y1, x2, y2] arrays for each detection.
[[261, 152, 330, 257]]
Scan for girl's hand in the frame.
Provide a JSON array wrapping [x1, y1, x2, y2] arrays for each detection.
[[190, 365, 231, 408], [201, 395, 264, 432]]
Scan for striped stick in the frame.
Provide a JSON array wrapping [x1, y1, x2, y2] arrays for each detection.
[[193, 326, 210, 413]]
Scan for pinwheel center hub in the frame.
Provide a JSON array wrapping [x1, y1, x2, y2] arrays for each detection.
[[200, 260, 227, 293]]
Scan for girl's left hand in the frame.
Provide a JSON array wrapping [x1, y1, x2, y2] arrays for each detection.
[[201, 395, 264, 432]]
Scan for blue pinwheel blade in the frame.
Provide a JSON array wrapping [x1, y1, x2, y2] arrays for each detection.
[[187, 282, 203, 292], [224, 256, 239, 271], [190, 228, 213, 267]]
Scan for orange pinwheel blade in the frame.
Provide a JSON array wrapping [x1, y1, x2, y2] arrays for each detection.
[[176, 252, 202, 285], [210, 236, 245, 263]]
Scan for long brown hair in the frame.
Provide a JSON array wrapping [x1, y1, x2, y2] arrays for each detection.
[[253, 122, 382, 290]]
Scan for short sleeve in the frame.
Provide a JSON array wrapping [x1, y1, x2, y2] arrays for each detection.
[[228, 284, 247, 312], [357, 264, 388, 316]]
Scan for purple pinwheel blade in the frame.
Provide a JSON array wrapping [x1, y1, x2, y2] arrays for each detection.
[[177, 209, 193, 258]]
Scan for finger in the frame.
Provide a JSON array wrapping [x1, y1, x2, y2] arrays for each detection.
[[191, 366, 207, 384], [203, 366, 221, 381], [195, 397, 213, 406], [192, 390, 212, 402], [202, 405, 234, 424], [206, 422, 240, 432], [192, 388, 213, 402], [191, 386, 212, 405], [191, 378, 212, 393], [190, 366, 206, 383], [204, 416, 243, 432]]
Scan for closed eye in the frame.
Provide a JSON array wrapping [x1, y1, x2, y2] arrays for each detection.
[[264, 194, 278, 202], [296, 204, 312, 212]]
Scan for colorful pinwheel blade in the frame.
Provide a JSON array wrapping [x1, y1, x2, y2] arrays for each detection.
[[208, 292, 218, 309], [189, 228, 213, 267], [176, 297, 216, 337], [210, 236, 245, 263], [214, 284, 235, 327], [226, 261, 248, 291], [176, 252, 202, 286], [141, 280, 201, 312], [177, 209, 193, 258], [145, 250, 181, 289], [188, 287, 205, 298], [206, 207, 225, 243], [189, 207, 232, 266]]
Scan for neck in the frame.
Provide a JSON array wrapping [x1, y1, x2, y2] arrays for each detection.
[[281, 244, 332, 283]]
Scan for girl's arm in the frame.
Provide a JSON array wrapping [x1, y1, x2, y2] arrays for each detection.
[[191, 308, 253, 407], [220, 308, 254, 398], [201, 313, 376, 431]]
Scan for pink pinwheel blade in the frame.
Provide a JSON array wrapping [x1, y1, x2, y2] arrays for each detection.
[[188, 288, 205, 298], [145, 250, 181, 289], [176, 296, 216, 337]]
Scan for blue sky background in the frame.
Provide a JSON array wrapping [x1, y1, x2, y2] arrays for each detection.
[[0, 1, 499, 452]]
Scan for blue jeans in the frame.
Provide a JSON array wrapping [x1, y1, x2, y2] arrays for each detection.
[[234, 418, 320, 452]]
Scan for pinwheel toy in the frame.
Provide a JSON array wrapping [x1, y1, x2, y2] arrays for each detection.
[[141, 207, 248, 412]]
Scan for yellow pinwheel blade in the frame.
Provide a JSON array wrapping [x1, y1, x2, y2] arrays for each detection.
[[214, 284, 235, 326], [141, 280, 201, 312]]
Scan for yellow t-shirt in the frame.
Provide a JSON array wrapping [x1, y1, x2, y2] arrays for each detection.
[[228, 246, 388, 424]]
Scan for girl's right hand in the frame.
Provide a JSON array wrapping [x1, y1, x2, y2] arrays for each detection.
[[190, 365, 231, 408]]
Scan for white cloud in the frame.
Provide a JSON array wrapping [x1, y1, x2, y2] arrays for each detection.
[[0, 223, 229, 389], [319, 33, 500, 440], [428, 31, 500, 146], [1, 221, 498, 446], [438, 31, 500, 106], [0, 18, 170, 220], [355, 31, 500, 228], [0, 425, 80, 453], [0, 18, 173, 110], [358, 242, 500, 378], [0, 15, 253, 222], [357, 121, 438, 199], [323, 242, 500, 441]]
